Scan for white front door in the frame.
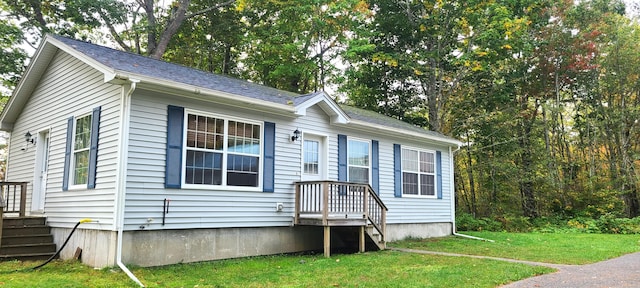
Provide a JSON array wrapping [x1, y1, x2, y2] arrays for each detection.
[[31, 131, 50, 213], [301, 134, 327, 181]]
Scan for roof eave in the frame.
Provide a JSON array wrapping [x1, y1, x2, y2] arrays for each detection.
[[0, 35, 118, 131], [111, 72, 298, 116], [0, 36, 57, 131], [346, 119, 463, 147]]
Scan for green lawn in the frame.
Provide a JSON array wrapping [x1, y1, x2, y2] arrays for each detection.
[[3, 232, 637, 287], [0, 251, 550, 288], [390, 231, 640, 264]]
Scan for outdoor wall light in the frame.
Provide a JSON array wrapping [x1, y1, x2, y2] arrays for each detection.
[[291, 128, 301, 142], [24, 131, 35, 145]]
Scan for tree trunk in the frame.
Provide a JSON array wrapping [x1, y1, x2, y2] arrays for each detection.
[[518, 101, 539, 218], [464, 132, 477, 216]]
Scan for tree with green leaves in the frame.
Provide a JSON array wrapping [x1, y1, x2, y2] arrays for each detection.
[[342, 0, 472, 132], [0, 17, 25, 101]]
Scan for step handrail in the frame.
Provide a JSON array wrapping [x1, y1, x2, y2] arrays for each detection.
[[0, 182, 28, 217], [295, 180, 388, 242]]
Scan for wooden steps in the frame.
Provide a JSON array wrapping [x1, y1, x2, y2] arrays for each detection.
[[331, 225, 385, 254], [1, 217, 57, 261]]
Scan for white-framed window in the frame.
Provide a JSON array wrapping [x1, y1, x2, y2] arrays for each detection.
[[72, 114, 92, 186], [303, 139, 319, 175], [402, 147, 436, 197], [183, 110, 262, 188], [348, 138, 370, 184]]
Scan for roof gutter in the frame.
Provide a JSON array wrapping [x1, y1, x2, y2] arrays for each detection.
[[347, 119, 463, 147], [448, 145, 494, 242], [108, 72, 297, 116], [114, 79, 145, 287]]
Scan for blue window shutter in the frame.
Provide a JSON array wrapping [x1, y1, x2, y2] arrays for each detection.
[[263, 122, 275, 192], [87, 106, 101, 189], [371, 140, 379, 194], [337, 134, 347, 181], [165, 105, 184, 188], [393, 144, 401, 197], [436, 150, 443, 199], [62, 117, 73, 191]]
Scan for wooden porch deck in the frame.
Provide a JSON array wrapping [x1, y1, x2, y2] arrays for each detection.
[[294, 181, 388, 257]]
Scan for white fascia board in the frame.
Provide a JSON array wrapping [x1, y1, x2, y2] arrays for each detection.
[[46, 36, 118, 81], [114, 72, 298, 115], [295, 92, 350, 124], [347, 119, 463, 147], [0, 36, 60, 131]]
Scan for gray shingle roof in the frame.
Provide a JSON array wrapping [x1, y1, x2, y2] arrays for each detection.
[[339, 105, 455, 141], [52, 35, 458, 144], [53, 35, 300, 105]]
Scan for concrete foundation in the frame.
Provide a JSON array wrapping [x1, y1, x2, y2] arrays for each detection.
[[51, 223, 450, 268], [385, 222, 452, 242], [51, 227, 117, 268], [121, 226, 324, 267]]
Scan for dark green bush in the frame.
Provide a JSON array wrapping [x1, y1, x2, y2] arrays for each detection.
[[456, 213, 502, 231], [595, 214, 640, 234], [456, 212, 640, 234]]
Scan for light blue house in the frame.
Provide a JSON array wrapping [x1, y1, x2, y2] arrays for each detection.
[[0, 35, 461, 268]]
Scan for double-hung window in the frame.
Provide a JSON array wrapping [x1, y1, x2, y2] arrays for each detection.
[[184, 111, 261, 188], [402, 148, 436, 197], [348, 139, 370, 184], [72, 114, 92, 186]]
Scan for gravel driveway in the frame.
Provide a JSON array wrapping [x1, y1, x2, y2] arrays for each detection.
[[389, 247, 640, 288]]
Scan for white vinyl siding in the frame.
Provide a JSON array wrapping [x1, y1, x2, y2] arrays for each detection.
[[380, 142, 453, 223], [5, 50, 121, 228], [125, 92, 454, 229], [125, 91, 316, 230]]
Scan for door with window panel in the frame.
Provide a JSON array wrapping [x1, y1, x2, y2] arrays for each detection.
[[302, 134, 326, 181]]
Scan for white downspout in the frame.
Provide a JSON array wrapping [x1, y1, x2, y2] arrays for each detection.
[[449, 145, 494, 242], [114, 79, 145, 287]]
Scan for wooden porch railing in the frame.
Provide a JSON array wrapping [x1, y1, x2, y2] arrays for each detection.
[[294, 181, 388, 242], [0, 182, 28, 217]]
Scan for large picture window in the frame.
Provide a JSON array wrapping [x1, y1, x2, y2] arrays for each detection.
[[348, 139, 370, 184], [72, 114, 92, 185], [402, 148, 435, 197], [184, 112, 261, 188]]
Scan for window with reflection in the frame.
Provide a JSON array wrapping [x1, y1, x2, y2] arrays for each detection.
[[348, 139, 370, 184], [73, 114, 92, 185], [402, 148, 435, 197], [184, 112, 261, 187]]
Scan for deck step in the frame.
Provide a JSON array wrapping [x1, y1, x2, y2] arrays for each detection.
[[1, 234, 53, 246], [2, 226, 51, 237], [0, 252, 56, 262], [1, 217, 57, 262], [1, 243, 57, 255], [2, 217, 47, 228]]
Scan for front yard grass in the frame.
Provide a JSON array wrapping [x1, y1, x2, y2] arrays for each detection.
[[0, 250, 550, 287], [6, 232, 635, 287], [390, 231, 640, 265]]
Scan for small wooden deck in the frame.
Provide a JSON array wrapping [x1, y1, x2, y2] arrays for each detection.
[[294, 181, 388, 257]]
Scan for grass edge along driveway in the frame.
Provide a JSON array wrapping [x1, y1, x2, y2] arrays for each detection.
[[390, 231, 640, 265]]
